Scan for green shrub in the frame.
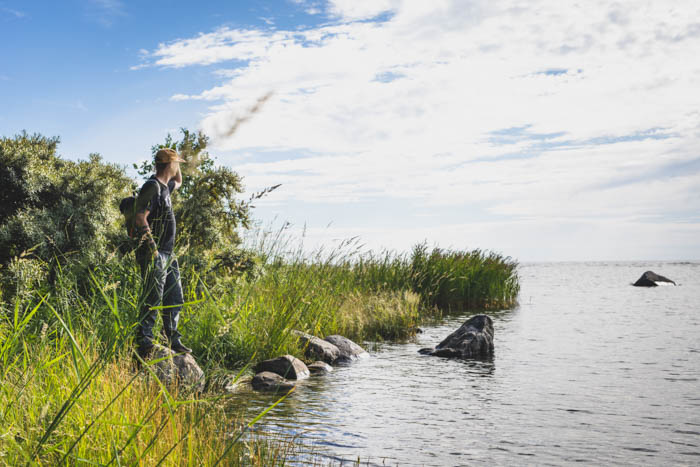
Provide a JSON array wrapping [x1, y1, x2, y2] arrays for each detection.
[[0, 132, 134, 299]]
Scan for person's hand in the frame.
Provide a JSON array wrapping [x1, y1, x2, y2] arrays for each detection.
[[137, 226, 157, 258]]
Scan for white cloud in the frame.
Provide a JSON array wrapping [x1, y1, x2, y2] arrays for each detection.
[[327, 0, 400, 20], [1, 6, 25, 18], [85, 0, 126, 27], [138, 0, 700, 259]]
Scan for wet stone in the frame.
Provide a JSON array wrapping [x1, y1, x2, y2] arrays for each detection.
[[420, 314, 494, 359], [633, 271, 676, 287], [324, 335, 369, 363], [251, 372, 296, 392], [308, 361, 333, 374], [293, 330, 341, 364], [253, 355, 310, 380]]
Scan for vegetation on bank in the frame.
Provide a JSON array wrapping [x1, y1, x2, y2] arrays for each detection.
[[0, 131, 519, 464]]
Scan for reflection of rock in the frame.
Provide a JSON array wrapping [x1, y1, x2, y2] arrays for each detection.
[[324, 335, 369, 362], [633, 271, 676, 287], [293, 330, 341, 364], [253, 355, 310, 380], [419, 314, 494, 359], [147, 345, 205, 392], [251, 372, 296, 392], [308, 361, 333, 374]]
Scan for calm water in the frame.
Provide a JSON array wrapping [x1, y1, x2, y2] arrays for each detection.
[[236, 262, 700, 465]]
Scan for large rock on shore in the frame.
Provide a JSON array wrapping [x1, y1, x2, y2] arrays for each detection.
[[251, 372, 296, 392], [293, 330, 341, 364], [147, 345, 205, 392], [254, 355, 310, 380], [633, 271, 676, 287], [419, 314, 494, 359], [324, 335, 369, 363]]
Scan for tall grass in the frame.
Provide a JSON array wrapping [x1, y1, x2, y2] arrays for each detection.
[[0, 231, 519, 464]]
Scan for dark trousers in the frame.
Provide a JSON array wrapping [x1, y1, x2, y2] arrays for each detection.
[[136, 250, 184, 349]]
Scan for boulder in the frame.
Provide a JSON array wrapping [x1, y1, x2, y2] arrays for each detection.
[[253, 355, 310, 380], [251, 372, 296, 392], [324, 335, 369, 363], [223, 376, 252, 394], [292, 330, 341, 364], [145, 345, 205, 392], [633, 271, 676, 287], [419, 314, 494, 359], [308, 361, 333, 374]]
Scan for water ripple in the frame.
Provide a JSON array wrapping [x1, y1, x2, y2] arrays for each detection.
[[232, 262, 700, 465]]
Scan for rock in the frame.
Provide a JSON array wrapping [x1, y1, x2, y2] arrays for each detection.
[[251, 372, 296, 392], [324, 335, 369, 363], [253, 355, 310, 380], [292, 330, 341, 364], [224, 376, 253, 394], [145, 345, 205, 392], [308, 361, 333, 374], [420, 314, 494, 359], [633, 271, 676, 287]]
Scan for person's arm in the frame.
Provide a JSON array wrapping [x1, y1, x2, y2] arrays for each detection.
[[134, 182, 159, 256], [170, 165, 182, 191]]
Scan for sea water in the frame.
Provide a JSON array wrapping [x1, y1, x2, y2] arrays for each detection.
[[236, 262, 700, 466]]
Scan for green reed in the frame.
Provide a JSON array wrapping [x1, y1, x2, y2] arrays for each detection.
[[0, 231, 519, 465]]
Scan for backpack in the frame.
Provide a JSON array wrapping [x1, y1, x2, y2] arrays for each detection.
[[119, 179, 161, 241]]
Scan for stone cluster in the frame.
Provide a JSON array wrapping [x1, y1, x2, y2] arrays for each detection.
[[248, 333, 369, 392]]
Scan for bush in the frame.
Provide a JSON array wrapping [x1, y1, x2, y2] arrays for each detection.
[[0, 132, 134, 299], [135, 129, 263, 284]]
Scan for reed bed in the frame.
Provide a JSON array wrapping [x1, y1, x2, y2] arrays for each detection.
[[0, 234, 519, 465]]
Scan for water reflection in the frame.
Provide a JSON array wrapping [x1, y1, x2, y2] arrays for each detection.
[[228, 262, 700, 465]]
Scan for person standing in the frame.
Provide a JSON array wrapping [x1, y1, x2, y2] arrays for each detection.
[[133, 148, 191, 358]]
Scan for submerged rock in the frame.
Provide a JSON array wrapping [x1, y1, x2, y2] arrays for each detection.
[[224, 376, 253, 394], [145, 345, 205, 392], [633, 271, 676, 287], [254, 355, 310, 380], [293, 330, 341, 364], [308, 361, 333, 374], [251, 372, 296, 392], [324, 335, 369, 363], [419, 314, 494, 359]]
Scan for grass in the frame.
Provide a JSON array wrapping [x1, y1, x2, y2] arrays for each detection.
[[0, 231, 519, 465], [0, 325, 299, 464]]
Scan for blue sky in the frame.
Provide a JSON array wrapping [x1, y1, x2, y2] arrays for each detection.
[[2, 0, 700, 261], [1, 0, 321, 163]]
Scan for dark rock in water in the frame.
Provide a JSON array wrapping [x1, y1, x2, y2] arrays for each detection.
[[254, 355, 310, 380], [419, 314, 494, 359], [324, 335, 369, 363], [633, 271, 676, 287], [146, 345, 205, 392], [251, 372, 296, 392], [292, 330, 341, 364], [308, 361, 333, 374]]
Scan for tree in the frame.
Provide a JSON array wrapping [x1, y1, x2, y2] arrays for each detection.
[[135, 128, 252, 253], [0, 132, 134, 297]]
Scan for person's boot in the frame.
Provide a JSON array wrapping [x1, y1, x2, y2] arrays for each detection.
[[170, 339, 192, 354], [135, 340, 155, 365]]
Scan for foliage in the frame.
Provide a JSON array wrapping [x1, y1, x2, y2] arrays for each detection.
[[0, 292, 298, 465], [0, 129, 259, 301], [0, 132, 134, 298], [135, 128, 252, 254], [0, 130, 520, 465]]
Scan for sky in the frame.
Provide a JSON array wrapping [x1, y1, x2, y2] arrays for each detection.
[[2, 0, 700, 261]]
